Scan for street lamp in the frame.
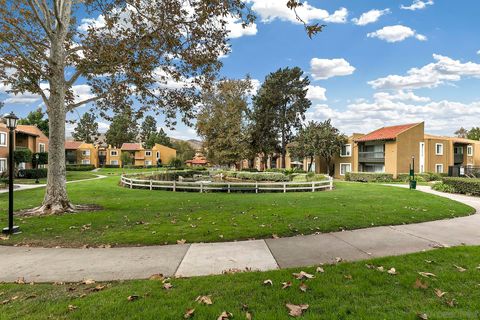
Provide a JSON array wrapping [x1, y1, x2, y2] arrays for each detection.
[[35, 153, 40, 184], [2, 112, 20, 235]]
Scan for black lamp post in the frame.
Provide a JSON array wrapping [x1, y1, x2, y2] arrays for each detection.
[[2, 112, 20, 235], [35, 153, 40, 184]]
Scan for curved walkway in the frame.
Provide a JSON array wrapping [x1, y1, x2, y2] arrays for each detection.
[[1, 185, 479, 283]]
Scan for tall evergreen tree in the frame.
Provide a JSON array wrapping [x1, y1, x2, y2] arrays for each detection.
[[172, 140, 196, 162], [253, 67, 311, 168], [196, 79, 252, 167], [18, 108, 49, 136], [105, 110, 138, 148], [140, 116, 158, 147], [72, 113, 99, 143]]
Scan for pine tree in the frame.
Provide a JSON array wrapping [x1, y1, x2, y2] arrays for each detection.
[[105, 110, 138, 148], [72, 113, 99, 143]]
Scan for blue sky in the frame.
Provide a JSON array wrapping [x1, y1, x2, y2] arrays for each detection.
[[2, 0, 480, 140]]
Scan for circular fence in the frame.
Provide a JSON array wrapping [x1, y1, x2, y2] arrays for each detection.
[[120, 172, 333, 193]]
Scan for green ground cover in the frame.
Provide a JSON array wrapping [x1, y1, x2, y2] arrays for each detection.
[[12, 171, 98, 185], [0, 246, 479, 319], [0, 171, 472, 247]]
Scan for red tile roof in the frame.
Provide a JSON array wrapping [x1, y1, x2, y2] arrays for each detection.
[[355, 123, 420, 142], [65, 141, 83, 150], [16, 125, 48, 139], [186, 157, 208, 165], [121, 143, 142, 151]]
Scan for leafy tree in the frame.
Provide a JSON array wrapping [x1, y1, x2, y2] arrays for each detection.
[[155, 128, 173, 147], [455, 127, 468, 138], [289, 121, 324, 172], [18, 108, 49, 136], [314, 119, 347, 176], [120, 152, 133, 167], [0, 0, 255, 215], [14, 147, 33, 165], [197, 79, 252, 167], [72, 113, 99, 143], [172, 140, 196, 162], [140, 116, 158, 147], [253, 67, 311, 168], [467, 127, 480, 141], [105, 109, 138, 148]]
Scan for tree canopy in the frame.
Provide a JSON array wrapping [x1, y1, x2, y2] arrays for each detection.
[[18, 108, 49, 136], [72, 113, 99, 143], [105, 109, 138, 148]]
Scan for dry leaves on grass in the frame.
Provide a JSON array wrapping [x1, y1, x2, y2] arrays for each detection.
[[149, 274, 165, 281], [217, 311, 233, 319], [246, 311, 253, 320], [414, 279, 429, 289], [184, 308, 195, 319], [177, 239, 187, 244], [91, 285, 106, 292], [68, 305, 78, 311], [418, 272, 436, 278], [316, 266, 324, 273], [14, 277, 26, 284], [454, 265, 467, 272], [417, 313, 428, 319], [163, 283, 173, 290], [293, 271, 315, 280], [282, 282, 292, 289], [195, 295, 213, 305], [82, 279, 95, 285], [446, 298, 456, 307], [387, 268, 398, 275], [286, 303, 309, 317], [0, 235, 9, 241], [299, 283, 308, 292], [263, 279, 273, 286], [434, 288, 447, 298], [127, 295, 139, 302]]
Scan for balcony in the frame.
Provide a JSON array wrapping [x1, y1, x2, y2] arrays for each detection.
[[454, 154, 463, 164], [359, 151, 385, 163]]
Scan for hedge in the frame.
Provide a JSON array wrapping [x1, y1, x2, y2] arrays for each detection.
[[345, 172, 394, 183], [397, 172, 444, 182], [104, 164, 120, 168], [18, 168, 48, 179], [442, 177, 480, 196], [66, 164, 95, 171]]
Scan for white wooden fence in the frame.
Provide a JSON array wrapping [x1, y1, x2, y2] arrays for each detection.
[[120, 175, 333, 193]]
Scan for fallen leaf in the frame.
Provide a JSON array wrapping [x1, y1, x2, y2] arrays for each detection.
[[184, 308, 195, 319], [196, 295, 213, 305], [163, 283, 173, 290], [11, 296, 18, 301], [424, 260, 434, 264], [293, 271, 315, 280], [377, 266, 385, 272], [454, 265, 466, 272], [282, 282, 292, 289], [316, 267, 324, 273], [272, 234, 279, 239], [263, 279, 273, 286], [217, 311, 233, 320], [414, 279, 429, 289], [68, 305, 78, 311], [434, 288, 447, 298], [82, 279, 95, 285], [387, 268, 397, 275], [335, 257, 343, 263], [445, 299, 456, 307], [149, 274, 165, 281], [92, 285, 106, 292], [1, 299, 10, 305], [344, 274, 353, 280], [127, 295, 139, 302], [418, 272, 436, 278], [246, 311, 253, 320], [365, 264, 375, 269], [299, 283, 308, 292], [15, 277, 26, 284], [286, 303, 309, 317], [417, 313, 428, 319], [177, 239, 186, 244], [0, 235, 9, 241]]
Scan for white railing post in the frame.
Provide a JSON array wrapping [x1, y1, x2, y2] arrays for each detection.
[[228, 183, 231, 193], [283, 182, 286, 193], [312, 182, 315, 192], [200, 182, 203, 193], [329, 177, 333, 190], [130, 179, 132, 189], [255, 181, 258, 193], [173, 180, 176, 192], [150, 179, 152, 190]]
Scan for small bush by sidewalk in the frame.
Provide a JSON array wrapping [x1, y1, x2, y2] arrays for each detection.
[[441, 177, 480, 196]]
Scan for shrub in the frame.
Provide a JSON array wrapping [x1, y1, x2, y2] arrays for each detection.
[[345, 172, 394, 183], [18, 168, 48, 179], [66, 164, 95, 171], [235, 171, 289, 182], [32, 152, 48, 165], [104, 164, 120, 168], [241, 168, 259, 172], [291, 173, 328, 182], [169, 157, 184, 169], [442, 177, 480, 196], [432, 182, 456, 194], [14, 147, 32, 164], [397, 172, 443, 182]]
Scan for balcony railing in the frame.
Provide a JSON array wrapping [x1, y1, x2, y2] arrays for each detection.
[[359, 151, 385, 163], [454, 154, 464, 164]]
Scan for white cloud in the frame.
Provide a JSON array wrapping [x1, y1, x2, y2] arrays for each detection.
[[310, 58, 355, 80], [401, 0, 434, 11], [323, 7, 348, 24], [352, 9, 390, 26], [246, 0, 348, 24], [369, 54, 480, 90], [373, 90, 431, 103], [477, 49, 480, 55], [367, 25, 426, 43], [306, 85, 327, 101], [225, 16, 258, 39], [1, 83, 94, 105]]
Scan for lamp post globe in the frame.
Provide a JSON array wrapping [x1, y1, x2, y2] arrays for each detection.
[[2, 111, 20, 235], [35, 153, 40, 184]]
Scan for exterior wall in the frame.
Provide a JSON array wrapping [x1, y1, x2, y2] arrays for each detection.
[[106, 147, 122, 166], [384, 141, 397, 175], [103, 144, 176, 167], [395, 122, 424, 176], [0, 126, 9, 173], [152, 144, 176, 166], [331, 134, 361, 179], [424, 138, 451, 174]]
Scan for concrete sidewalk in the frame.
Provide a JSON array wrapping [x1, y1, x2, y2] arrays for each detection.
[[0, 174, 106, 194], [0, 185, 479, 282]]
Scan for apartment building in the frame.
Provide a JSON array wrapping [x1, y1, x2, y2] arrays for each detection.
[[329, 122, 480, 179], [106, 143, 176, 167], [0, 123, 49, 172], [65, 141, 99, 167]]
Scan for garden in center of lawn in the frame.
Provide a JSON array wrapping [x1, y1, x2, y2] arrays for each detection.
[[0, 246, 479, 319], [0, 170, 474, 247]]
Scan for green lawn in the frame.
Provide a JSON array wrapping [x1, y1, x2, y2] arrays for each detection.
[[1, 246, 479, 319], [12, 171, 98, 185], [0, 174, 473, 248]]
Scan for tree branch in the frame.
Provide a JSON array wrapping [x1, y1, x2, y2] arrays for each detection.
[[26, 0, 53, 39], [0, 34, 47, 77]]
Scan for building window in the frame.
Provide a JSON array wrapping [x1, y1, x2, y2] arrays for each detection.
[[82, 159, 91, 165], [145, 160, 152, 166], [340, 144, 352, 157], [454, 146, 463, 154], [110, 150, 118, 157], [467, 145, 473, 156], [340, 163, 352, 176], [111, 160, 119, 165], [145, 151, 152, 157], [435, 164, 444, 173], [0, 132, 6, 147], [0, 158, 7, 172], [435, 143, 444, 155], [82, 150, 91, 156], [38, 143, 46, 153], [156, 151, 160, 159]]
